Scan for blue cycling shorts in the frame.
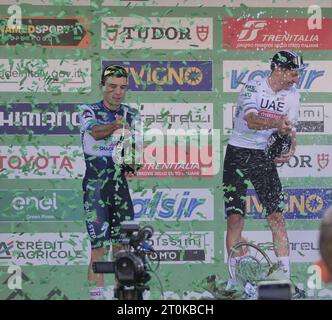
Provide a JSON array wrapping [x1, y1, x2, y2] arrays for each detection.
[[83, 171, 134, 249]]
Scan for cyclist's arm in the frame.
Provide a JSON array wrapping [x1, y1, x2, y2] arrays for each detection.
[[239, 81, 280, 130], [79, 104, 123, 141], [90, 122, 123, 140], [244, 112, 284, 130]]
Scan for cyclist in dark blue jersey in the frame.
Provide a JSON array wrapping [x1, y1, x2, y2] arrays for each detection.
[[79, 65, 142, 300]]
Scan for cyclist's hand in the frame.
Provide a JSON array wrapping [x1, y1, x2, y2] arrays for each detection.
[[278, 116, 292, 135]]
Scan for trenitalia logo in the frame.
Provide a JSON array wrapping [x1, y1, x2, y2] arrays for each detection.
[[223, 60, 330, 92], [133, 189, 214, 221], [136, 145, 215, 178], [237, 20, 267, 42], [0, 103, 80, 135], [223, 18, 332, 50], [0, 59, 91, 93], [102, 60, 212, 91], [101, 17, 212, 50], [243, 188, 332, 220], [224, 230, 320, 263], [223, 103, 332, 135]]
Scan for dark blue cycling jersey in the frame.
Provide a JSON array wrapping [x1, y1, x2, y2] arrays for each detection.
[[79, 101, 142, 179]]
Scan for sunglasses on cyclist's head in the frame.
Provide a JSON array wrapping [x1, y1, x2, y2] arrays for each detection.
[[274, 55, 308, 72], [101, 65, 128, 84]]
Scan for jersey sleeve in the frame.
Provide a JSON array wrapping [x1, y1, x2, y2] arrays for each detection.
[[239, 80, 259, 116], [79, 104, 99, 133]]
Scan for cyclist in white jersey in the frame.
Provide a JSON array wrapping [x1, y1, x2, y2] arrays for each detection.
[[223, 50, 307, 286]]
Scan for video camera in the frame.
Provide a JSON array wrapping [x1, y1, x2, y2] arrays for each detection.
[[92, 222, 154, 300]]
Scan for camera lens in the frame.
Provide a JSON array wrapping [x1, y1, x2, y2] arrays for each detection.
[[117, 257, 135, 275]]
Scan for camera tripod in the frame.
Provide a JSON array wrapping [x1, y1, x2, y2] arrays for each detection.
[[115, 284, 150, 300]]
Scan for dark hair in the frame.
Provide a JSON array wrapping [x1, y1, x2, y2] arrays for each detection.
[[101, 65, 128, 85]]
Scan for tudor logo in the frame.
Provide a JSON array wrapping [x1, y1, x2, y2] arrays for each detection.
[[317, 153, 329, 170], [101, 18, 213, 50], [276, 155, 312, 168], [106, 24, 119, 42], [196, 26, 209, 42], [238, 20, 268, 42]]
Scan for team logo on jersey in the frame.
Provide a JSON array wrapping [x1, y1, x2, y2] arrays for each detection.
[[244, 84, 257, 92], [98, 112, 109, 120], [260, 98, 285, 112]]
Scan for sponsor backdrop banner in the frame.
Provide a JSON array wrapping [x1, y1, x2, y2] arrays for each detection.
[[101, 17, 213, 50], [101, 60, 213, 91], [223, 60, 329, 92], [223, 230, 320, 263], [0, 1, 331, 300]]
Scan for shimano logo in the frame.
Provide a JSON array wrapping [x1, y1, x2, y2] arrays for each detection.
[[0, 111, 80, 127]]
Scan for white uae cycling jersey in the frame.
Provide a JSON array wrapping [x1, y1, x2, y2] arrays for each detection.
[[228, 77, 301, 150]]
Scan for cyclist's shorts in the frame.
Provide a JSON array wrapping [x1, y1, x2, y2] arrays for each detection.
[[83, 173, 134, 249], [223, 144, 284, 217]]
